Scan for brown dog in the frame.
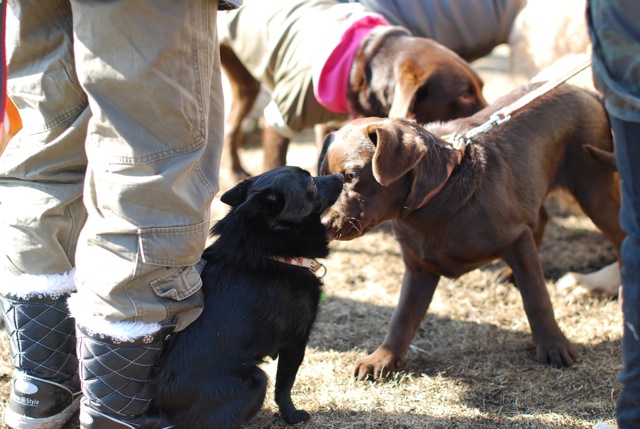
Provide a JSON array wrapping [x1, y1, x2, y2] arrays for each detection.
[[219, 0, 486, 179], [318, 83, 624, 380]]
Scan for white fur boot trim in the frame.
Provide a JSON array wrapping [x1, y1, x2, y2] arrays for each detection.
[[0, 268, 76, 298], [67, 292, 162, 342]]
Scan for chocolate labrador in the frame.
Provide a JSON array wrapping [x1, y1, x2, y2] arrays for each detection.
[[155, 166, 344, 428], [318, 83, 624, 380], [219, 0, 486, 179]]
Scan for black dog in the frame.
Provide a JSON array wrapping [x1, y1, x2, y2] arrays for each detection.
[[154, 166, 344, 428]]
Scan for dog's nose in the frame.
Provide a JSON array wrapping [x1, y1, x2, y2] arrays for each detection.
[[315, 174, 344, 191], [314, 174, 344, 208]]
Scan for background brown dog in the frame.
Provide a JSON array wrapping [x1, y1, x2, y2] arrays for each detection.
[[319, 83, 624, 380], [218, 0, 486, 180]]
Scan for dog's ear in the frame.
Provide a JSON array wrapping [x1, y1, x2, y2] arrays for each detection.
[[233, 190, 284, 218], [221, 179, 283, 217], [220, 178, 253, 208], [388, 60, 427, 119], [402, 156, 454, 211], [403, 141, 460, 211], [370, 122, 428, 186], [371, 121, 457, 211], [317, 132, 335, 175]]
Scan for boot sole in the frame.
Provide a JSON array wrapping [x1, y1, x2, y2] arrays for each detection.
[[3, 395, 81, 429]]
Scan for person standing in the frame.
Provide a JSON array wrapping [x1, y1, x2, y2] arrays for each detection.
[[587, 1, 640, 428], [338, 0, 525, 61], [0, 0, 241, 428]]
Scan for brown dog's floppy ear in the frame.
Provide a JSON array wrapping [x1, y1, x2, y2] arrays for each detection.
[[317, 132, 335, 175], [403, 142, 460, 211], [371, 122, 428, 186], [388, 60, 426, 119]]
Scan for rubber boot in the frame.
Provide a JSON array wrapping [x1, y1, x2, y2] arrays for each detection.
[[75, 324, 174, 429], [0, 292, 81, 429]]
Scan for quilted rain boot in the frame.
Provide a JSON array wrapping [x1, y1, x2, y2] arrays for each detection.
[[75, 324, 174, 429], [0, 292, 81, 429]]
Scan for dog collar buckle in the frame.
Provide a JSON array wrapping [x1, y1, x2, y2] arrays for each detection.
[[270, 256, 327, 278]]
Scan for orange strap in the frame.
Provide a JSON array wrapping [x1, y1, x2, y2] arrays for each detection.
[[5, 97, 21, 135]]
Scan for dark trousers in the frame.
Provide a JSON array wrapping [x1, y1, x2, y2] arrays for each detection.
[[611, 116, 640, 429]]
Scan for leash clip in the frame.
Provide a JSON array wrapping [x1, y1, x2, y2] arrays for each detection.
[[441, 108, 512, 148], [460, 110, 512, 145], [491, 110, 511, 125], [462, 119, 494, 144]]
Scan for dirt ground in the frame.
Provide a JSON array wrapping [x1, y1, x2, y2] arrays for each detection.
[[0, 46, 622, 429]]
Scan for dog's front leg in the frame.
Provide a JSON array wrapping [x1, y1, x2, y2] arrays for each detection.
[[502, 228, 580, 368], [262, 124, 291, 171], [354, 270, 440, 381], [274, 343, 310, 425]]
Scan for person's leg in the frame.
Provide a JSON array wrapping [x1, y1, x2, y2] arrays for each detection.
[[0, 1, 88, 427], [67, 0, 224, 427], [610, 116, 640, 429]]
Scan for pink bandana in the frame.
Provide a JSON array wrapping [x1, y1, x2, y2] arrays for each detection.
[[313, 13, 389, 114]]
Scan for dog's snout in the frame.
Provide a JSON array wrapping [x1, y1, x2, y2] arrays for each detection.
[[314, 174, 344, 209]]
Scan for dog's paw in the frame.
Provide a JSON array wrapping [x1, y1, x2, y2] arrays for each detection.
[[353, 347, 402, 381], [282, 409, 310, 425], [536, 337, 580, 368], [556, 262, 620, 297]]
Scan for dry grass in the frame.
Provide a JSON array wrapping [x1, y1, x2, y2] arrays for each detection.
[[0, 46, 621, 429], [244, 221, 621, 429], [236, 205, 622, 429]]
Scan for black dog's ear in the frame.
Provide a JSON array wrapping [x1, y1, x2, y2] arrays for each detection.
[[220, 179, 253, 207], [234, 189, 284, 218]]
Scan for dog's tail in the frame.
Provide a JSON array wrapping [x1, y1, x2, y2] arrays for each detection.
[[587, 145, 617, 171], [581, 88, 617, 171]]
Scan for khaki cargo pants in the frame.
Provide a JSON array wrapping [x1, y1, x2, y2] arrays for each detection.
[[0, 0, 225, 331]]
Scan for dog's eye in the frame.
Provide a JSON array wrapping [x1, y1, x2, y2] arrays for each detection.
[[457, 89, 474, 104], [344, 170, 357, 182]]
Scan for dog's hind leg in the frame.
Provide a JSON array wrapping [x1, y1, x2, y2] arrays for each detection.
[[220, 42, 261, 180], [559, 162, 624, 296], [274, 343, 310, 425], [569, 153, 623, 245], [183, 368, 268, 429], [239, 367, 270, 424], [502, 228, 579, 367]]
